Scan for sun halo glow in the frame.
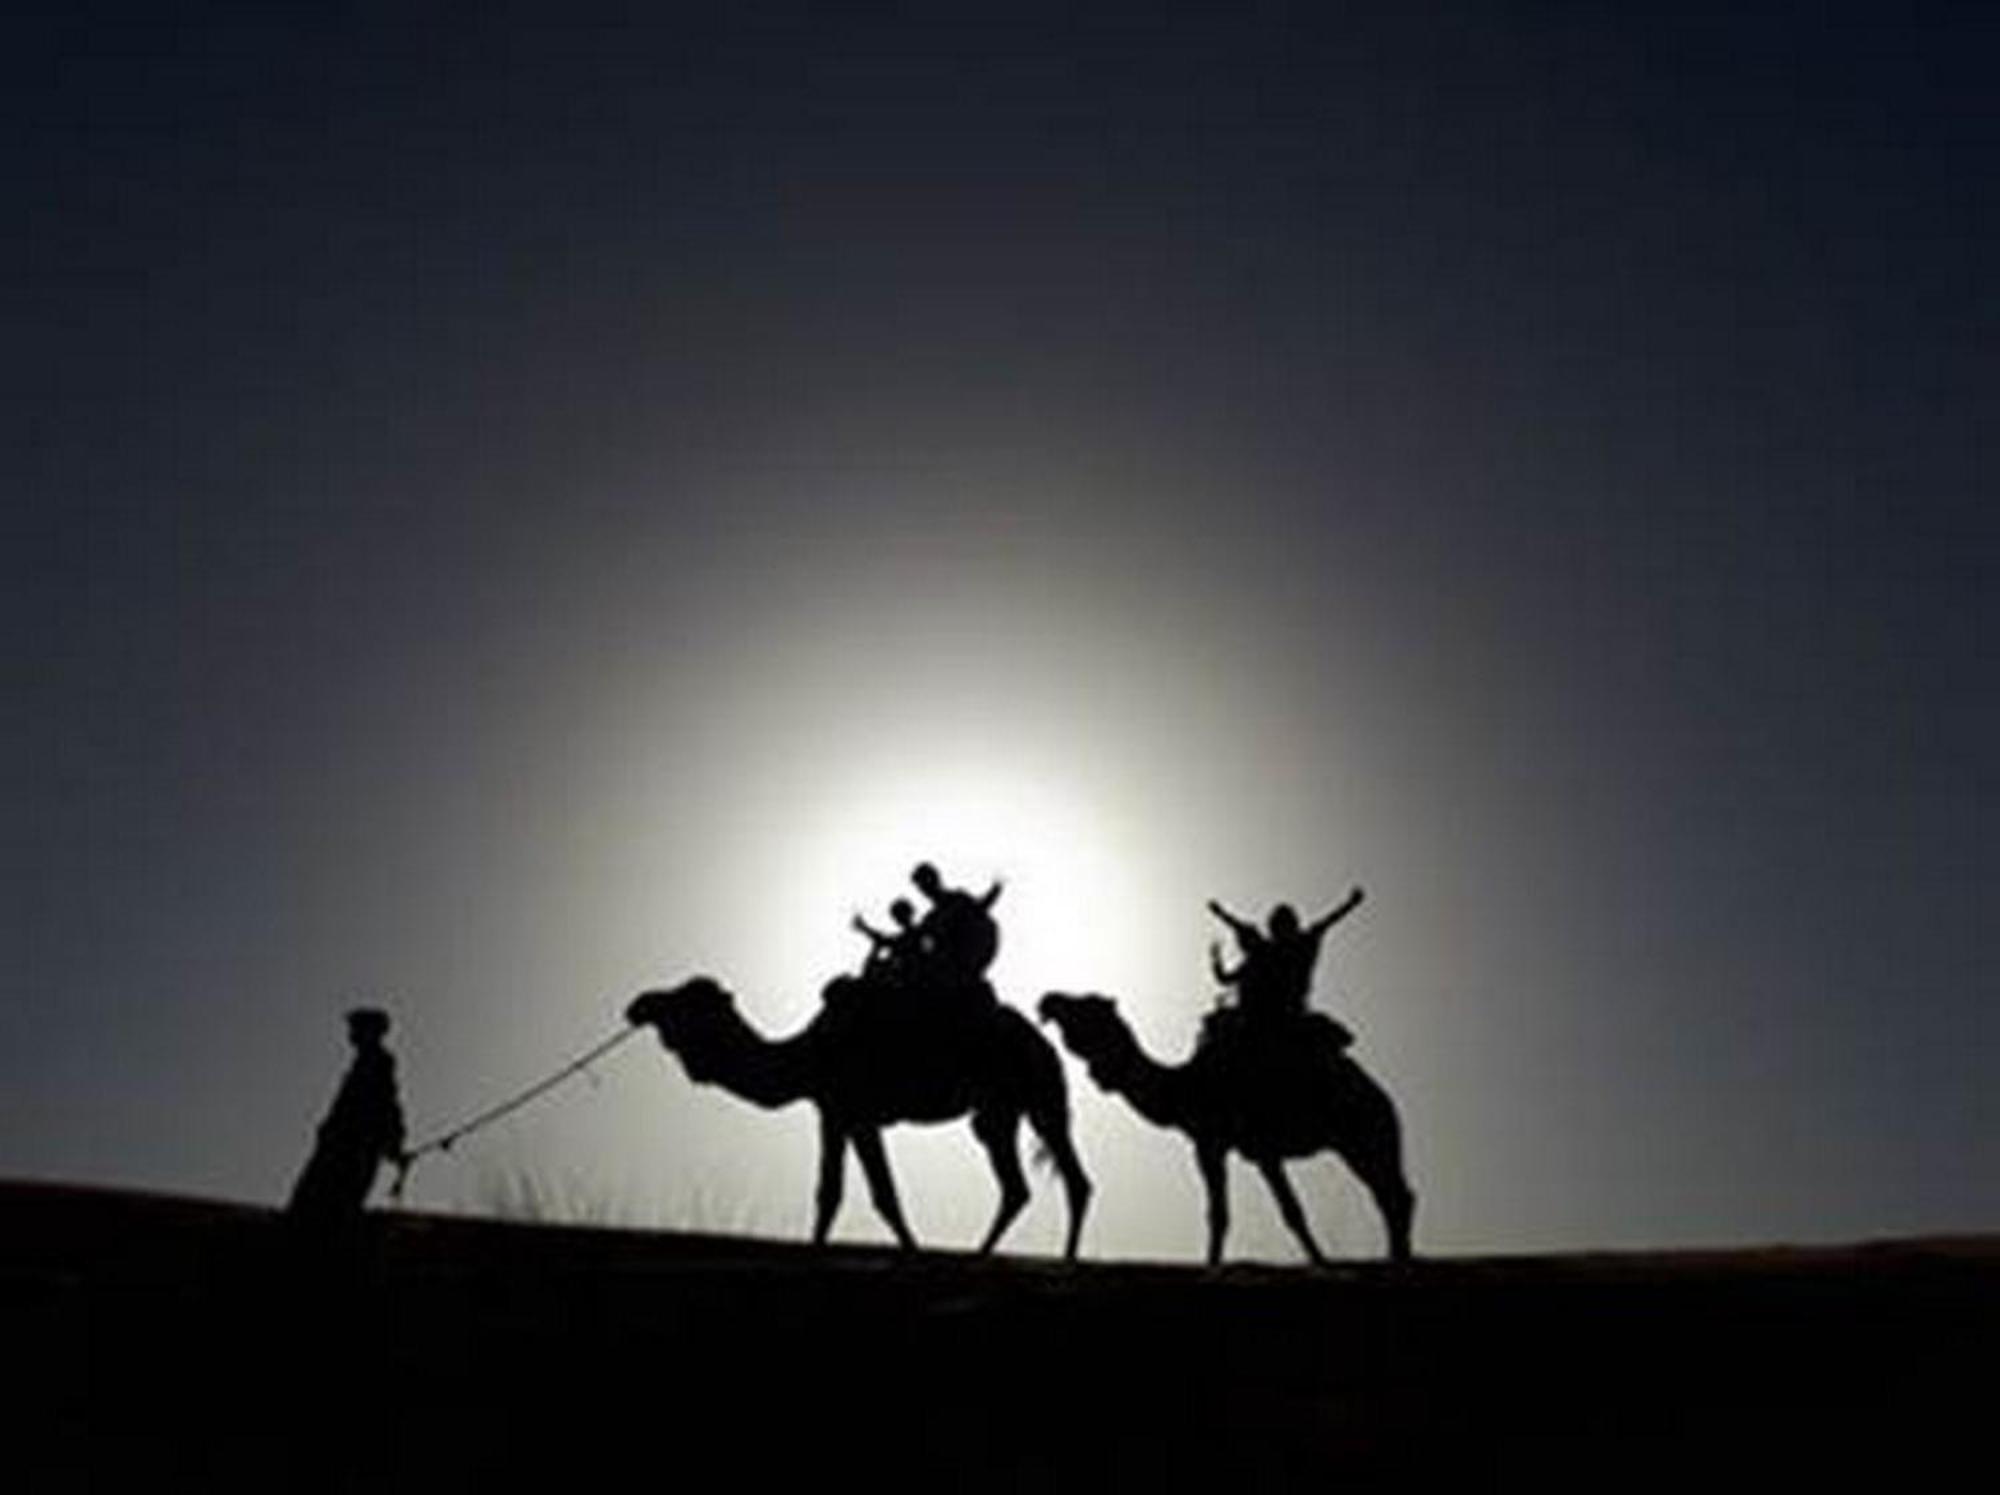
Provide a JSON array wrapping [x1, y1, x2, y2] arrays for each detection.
[[747, 756, 1154, 1020]]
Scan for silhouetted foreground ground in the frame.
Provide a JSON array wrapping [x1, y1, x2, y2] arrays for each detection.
[[6, 1182, 1993, 1492]]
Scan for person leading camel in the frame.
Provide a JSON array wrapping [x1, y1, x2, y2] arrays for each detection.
[[288, 1007, 407, 1226]]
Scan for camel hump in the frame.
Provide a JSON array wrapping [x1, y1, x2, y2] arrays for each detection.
[[819, 970, 1000, 1039], [822, 974, 869, 1010], [1302, 1010, 1355, 1052], [1199, 1006, 1354, 1065]]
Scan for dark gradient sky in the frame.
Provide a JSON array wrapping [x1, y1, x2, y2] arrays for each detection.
[[9, 4, 1995, 1258]]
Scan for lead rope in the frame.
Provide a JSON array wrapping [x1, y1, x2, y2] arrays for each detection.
[[390, 1024, 643, 1200]]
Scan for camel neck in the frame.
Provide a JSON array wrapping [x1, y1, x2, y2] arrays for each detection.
[[1094, 1028, 1196, 1133], [682, 1008, 816, 1110]]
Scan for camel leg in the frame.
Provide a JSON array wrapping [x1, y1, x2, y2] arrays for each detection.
[[1026, 1103, 1092, 1262], [812, 1112, 848, 1246], [1349, 1152, 1416, 1264], [1331, 1093, 1417, 1262], [971, 1109, 1030, 1256], [1256, 1157, 1328, 1266], [851, 1126, 918, 1251], [1386, 1183, 1416, 1264], [1196, 1140, 1230, 1266]]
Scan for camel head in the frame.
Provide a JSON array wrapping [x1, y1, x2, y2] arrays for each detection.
[[626, 977, 739, 1044], [1037, 992, 1140, 1085]]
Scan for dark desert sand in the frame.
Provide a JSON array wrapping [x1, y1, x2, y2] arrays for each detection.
[[8, 1181, 1992, 1491]]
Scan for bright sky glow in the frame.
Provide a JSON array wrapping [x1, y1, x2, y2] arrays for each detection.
[[11, 8, 1994, 1265], [763, 750, 1151, 1009]]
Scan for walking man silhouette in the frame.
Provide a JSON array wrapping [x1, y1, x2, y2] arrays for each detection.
[[287, 1007, 408, 1225]]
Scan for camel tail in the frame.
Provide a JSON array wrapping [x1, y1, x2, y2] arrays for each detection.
[[1029, 1053, 1073, 1174], [998, 1002, 1072, 1177]]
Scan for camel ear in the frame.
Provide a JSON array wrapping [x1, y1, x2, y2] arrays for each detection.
[[1036, 993, 1063, 1023]]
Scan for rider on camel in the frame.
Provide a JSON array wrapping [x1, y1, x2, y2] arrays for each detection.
[[1206, 889, 1363, 1058], [833, 865, 1004, 1019], [852, 897, 923, 980], [911, 861, 1003, 1002], [1208, 888, 1363, 1017]]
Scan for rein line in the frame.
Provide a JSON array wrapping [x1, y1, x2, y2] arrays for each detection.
[[391, 1024, 642, 1198]]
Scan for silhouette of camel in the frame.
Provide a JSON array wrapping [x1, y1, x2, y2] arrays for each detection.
[[627, 976, 1092, 1258], [1037, 992, 1413, 1264]]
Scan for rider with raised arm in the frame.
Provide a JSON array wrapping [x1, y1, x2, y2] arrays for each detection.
[[1208, 887, 1364, 1019], [852, 897, 922, 979]]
